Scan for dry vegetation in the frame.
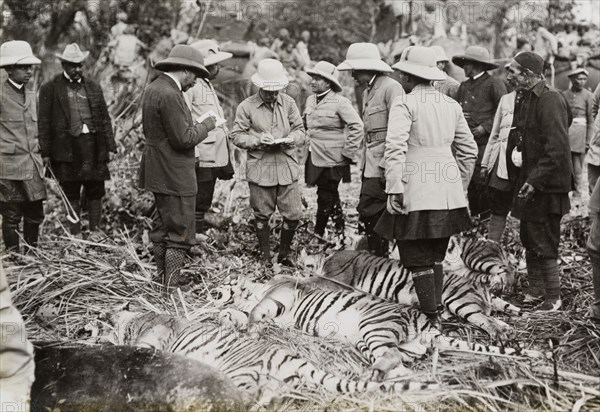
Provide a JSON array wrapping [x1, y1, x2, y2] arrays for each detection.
[[4, 153, 600, 410]]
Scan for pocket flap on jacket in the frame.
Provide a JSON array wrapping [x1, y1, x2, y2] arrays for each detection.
[[366, 104, 386, 115], [0, 142, 16, 154], [247, 149, 265, 159], [324, 141, 345, 148]]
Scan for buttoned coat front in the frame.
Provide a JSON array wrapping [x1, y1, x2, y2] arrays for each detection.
[[38, 75, 115, 164], [481, 91, 517, 178], [0, 82, 44, 181], [560, 88, 594, 153], [230, 93, 305, 187], [512, 81, 572, 195], [456, 72, 507, 146], [184, 78, 230, 168], [384, 84, 477, 212], [304, 91, 363, 167], [361, 75, 404, 178], [140, 74, 211, 196]]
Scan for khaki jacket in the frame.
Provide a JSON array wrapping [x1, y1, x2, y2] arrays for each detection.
[[384, 84, 477, 212], [361, 75, 404, 178], [184, 79, 231, 168], [231, 93, 305, 186], [481, 91, 517, 178], [304, 91, 363, 167], [0, 81, 44, 180]]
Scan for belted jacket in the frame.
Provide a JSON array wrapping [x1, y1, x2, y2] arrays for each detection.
[[360, 75, 404, 178]]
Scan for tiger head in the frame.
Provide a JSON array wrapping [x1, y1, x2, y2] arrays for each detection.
[[444, 235, 515, 292], [248, 276, 300, 327]]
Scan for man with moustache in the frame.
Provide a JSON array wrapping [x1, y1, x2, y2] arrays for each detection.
[[39, 43, 116, 237], [453, 46, 507, 217], [505, 51, 572, 311], [337, 43, 404, 257], [140, 45, 217, 289], [231, 59, 305, 266]]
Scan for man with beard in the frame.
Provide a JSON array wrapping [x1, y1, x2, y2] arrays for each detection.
[[39, 43, 116, 237], [140, 45, 216, 289], [453, 46, 507, 217], [506, 51, 572, 311], [337, 43, 404, 257]]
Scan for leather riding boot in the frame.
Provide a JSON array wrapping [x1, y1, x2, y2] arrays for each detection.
[[331, 200, 346, 246], [278, 220, 298, 267], [363, 215, 388, 257], [433, 262, 445, 313], [412, 268, 440, 326], [487, 214, 507, 243], [536, 257, 562, 312], [2, 222, 20, 252], [590, 255, 600, 322], [164, 248, 191, 290], [254, 219, 271, 263], [88, 199, 103, 232], [23, 222, 40, 248], [314, 210, 329, 238], [152, 242, 166, 282], [524, 252, 544, 303]]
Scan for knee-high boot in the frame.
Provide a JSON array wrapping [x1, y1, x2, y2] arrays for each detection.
[[88, 199, 103, 232], [412, 268, 439, 326], [524, 252, 544, 303], [152, 242, 166, 282], [278, 220, 298, 267], [23, 222, 40, 248], [363, 214, 388, 257], [487, 214, 507, 243], [164, 248, 190, 290], [535, 257, 562, 311], [2, 222, 20, 252], [254, 219, 271, 263]]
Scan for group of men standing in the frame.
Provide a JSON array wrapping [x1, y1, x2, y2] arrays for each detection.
[[1, 41, 115, 253], [1, 35, 596, 318]]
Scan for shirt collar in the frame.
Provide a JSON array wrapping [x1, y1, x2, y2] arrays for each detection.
[[164, 72, 182, 91], [472, 71, 485, 80], [256, 92, 283, 108], [63, 71, 82, 83], [8, 78, 24, 90], [316, 89, 331, 98], [368, 74, 378, 88]]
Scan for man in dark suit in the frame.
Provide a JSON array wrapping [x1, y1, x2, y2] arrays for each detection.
[[140, 45, 216, 289], [506, 51, 572, 311], [39, 43, 115, 237]]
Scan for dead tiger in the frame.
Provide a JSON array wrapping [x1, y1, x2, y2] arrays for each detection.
[[248, 276, 543, 381], [310, 236, 520, 338], [106, 311, 440, 406]]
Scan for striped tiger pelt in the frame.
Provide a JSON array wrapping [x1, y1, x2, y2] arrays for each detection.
[[316, 236, 519, 339], [107, 311, 439, 406], [248, 277, 543, 381]]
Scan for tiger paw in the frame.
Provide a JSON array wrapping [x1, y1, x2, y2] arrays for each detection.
[[370, 352, 405, 381]]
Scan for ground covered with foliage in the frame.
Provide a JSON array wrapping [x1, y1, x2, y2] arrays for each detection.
[[4, 144, 600, 409]]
